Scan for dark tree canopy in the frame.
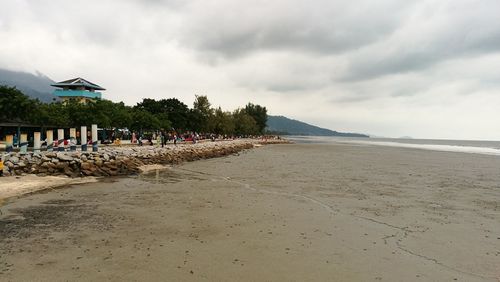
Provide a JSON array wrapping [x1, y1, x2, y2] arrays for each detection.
[[162, 98, 189, 131], [244, 103, 268, 134], [0, 85, 268, 137], [0, 85, 41, 123], [233, 108, 258, 135], [192, 95, 214, 133]]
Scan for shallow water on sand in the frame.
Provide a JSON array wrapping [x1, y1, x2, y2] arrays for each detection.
[[290, 135, 500, 156], [0, 143, 499, 281], [137, 168, 207, 184]]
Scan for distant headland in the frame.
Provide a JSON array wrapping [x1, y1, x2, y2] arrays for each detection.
[[266, 115, 369, 138]]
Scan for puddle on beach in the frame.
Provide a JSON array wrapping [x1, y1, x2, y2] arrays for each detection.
[[136, 168, 207, 185]]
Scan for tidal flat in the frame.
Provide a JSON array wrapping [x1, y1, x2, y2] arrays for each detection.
[[0, 143, 499, 281]]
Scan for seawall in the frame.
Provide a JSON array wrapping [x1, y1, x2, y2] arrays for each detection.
[[1, 139, 289, 177]]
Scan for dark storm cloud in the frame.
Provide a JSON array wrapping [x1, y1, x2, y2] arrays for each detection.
[[342, 0, 500, 81], [181, 0, 413, 57], [343, 28, 500, 82], [179, 0, 500, 86]]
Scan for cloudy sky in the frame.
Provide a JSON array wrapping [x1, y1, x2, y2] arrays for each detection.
[[1, 0, 500, 140]]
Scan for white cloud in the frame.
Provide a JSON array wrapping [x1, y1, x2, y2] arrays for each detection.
[[1, 0, 500, 139]]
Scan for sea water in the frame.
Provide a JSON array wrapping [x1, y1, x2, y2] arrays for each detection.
[[288, 136, 500, 156]]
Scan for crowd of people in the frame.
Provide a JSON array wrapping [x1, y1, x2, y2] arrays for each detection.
[[132, 131, 252, 147], [2, 129, 280, 150]]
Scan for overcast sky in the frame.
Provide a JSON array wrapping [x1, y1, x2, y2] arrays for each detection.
[[1, 0, 500, 140]]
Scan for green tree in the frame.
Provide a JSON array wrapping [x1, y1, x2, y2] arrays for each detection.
[[187, 109, 203, 132], [162, 98, 189, 131], [135, 98, 164, 115], [64, 99, 92, 126], [0, 85, 41, 123], [134, 98, 187, 130], [130, 109, 160, 133], [244, 103, 267, 134], [38, 101, 71, 127], [233, 108, 258, 135], [155, 112, 172, 131], [192, 95, 214, 133], [193, 95, 212, 115], [212, 107, 235, 135]]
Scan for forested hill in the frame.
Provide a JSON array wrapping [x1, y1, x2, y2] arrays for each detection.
[[266, 115, 368, 137], [0, 68, 56, 103]]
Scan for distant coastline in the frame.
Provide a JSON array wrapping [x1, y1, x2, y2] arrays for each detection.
[[266, 115, 369, 137], [267, 131, 369, 138]]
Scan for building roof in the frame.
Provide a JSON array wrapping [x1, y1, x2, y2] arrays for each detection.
[[51, 77, 106, 91]]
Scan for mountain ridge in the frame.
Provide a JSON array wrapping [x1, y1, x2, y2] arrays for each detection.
[[266, 115, 368, 137], [0, 68, 57, 102]]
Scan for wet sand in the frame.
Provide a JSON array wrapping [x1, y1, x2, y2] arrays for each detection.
[[0, 143, 499, 281]]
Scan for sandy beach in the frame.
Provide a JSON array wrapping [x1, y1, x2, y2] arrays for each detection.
[[0, 175, 98, 205], [0, 142, 499, 281]]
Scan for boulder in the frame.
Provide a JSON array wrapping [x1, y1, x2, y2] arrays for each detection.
[[45, 152, 57, 158], [38, 167, 48, 173], [5, 161, 14, 169], [9, 156, 19, 164], [57, 152, 74, 162], [64, 167, 74, 177], [56, 162, 69, 169], [80, 162, 92, 170]]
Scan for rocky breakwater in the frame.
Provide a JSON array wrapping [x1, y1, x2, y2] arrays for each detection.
[[1, 139, 288, 177]]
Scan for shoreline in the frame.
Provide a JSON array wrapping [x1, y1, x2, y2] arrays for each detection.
[[0, 138, 289, 202]]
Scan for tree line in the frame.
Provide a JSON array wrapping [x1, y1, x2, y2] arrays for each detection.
[[0, 85, 268, 136]]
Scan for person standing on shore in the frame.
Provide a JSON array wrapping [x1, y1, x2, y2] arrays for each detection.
[[161, 132, 165, 148], [13, 134, 18, 148], [0, 155, 4, 176]]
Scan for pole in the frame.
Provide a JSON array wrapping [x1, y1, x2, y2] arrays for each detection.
[[5, 135, 13, 153], [20, 134, 28, 154], [34, 132, 41, 153], [92, 124, 98, 152], [57, 129, 65, 152], [16, 126, 20, 147], [81, 126, 87, 151], [70, 128, 77, 151], [46, 130, 54, 152]]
